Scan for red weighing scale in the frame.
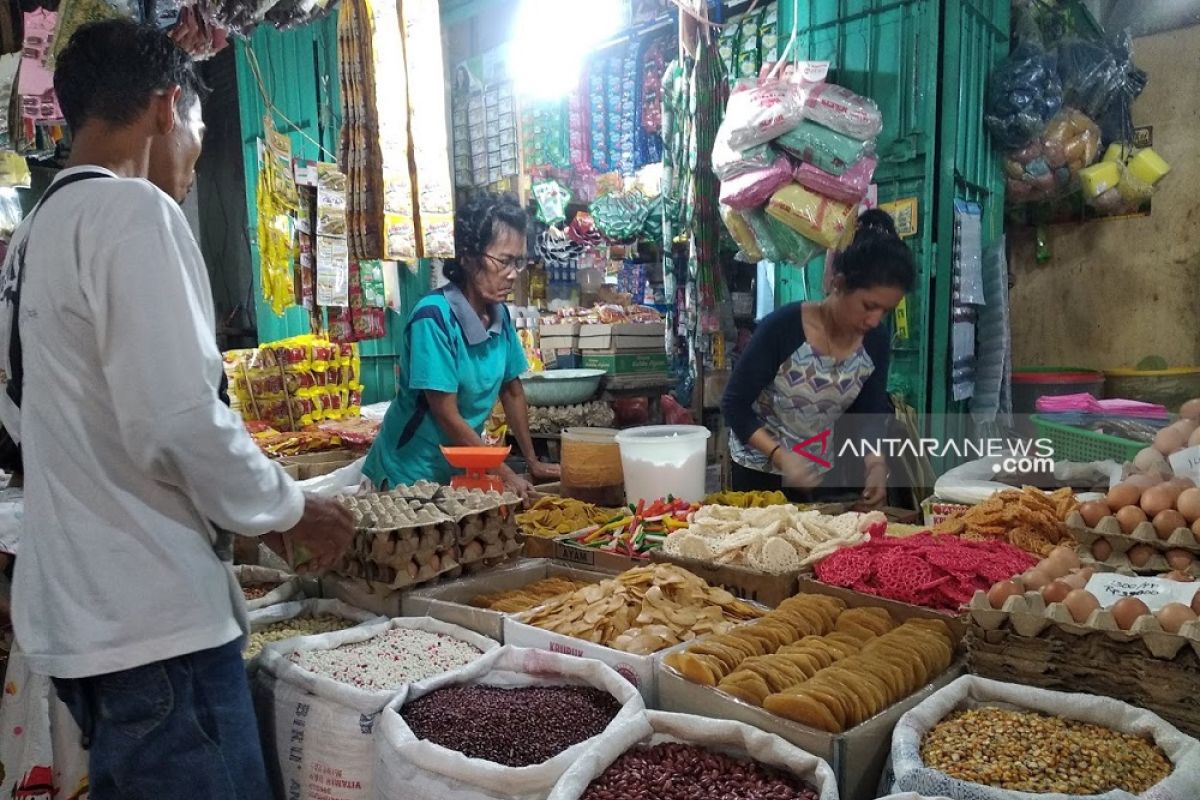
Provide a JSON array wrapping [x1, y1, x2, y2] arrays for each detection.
[[440, 446, 510, 492]]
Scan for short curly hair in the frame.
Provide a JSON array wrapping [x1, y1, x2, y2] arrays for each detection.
[[445, 191, 527, 287]]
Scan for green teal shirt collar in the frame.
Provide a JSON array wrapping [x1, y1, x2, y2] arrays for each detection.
[[442, 283, 504, 346]]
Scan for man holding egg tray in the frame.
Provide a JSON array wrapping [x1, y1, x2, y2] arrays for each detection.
[[0, 22, 354, 799]]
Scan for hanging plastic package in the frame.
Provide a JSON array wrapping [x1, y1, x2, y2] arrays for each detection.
[[801, 82, 883, 140], [984, 41, 1063, 152], [766, 183, 857, 250], [744, 208, 821, 266], [717, 78, 804, 151], [795, 155, 876, 205], [1004, 108, 1100, 205], [712, 137, 775, 181], [718, 155, 793, 210], [774, 121, 875, 176], [532, 180, 572, 226], [720, 205, 764, 262]]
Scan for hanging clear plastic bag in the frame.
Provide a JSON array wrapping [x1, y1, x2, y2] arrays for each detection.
[[1004, 108, 1100, 205], [984, 41, 1063, 152], [716, 78, 805, 151]]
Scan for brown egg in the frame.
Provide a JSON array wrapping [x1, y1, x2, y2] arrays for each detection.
[[1106, 482, 1142, 511], [1177, 488, 1200, 523], [1153, 509, 1187, 540], [1064, 589, 1100, 623], [1128, 544, 1156, 568], [1172, 419, 1199, 439], [1133, 449, 1168, 477], [1169, 476, 1197, 491], [1063, 569, 1093, 589], [1193, 518, 1200, 537], [1126, 473, 1159, 490], [1166, 549, 1195, 571], [1111, 597, 1151, 630], [1045, 546, 1080, 576], [1128, 543, 1156, 568], [1042, 580, 1073, 604], [1190, 427, 1200, 448], [1078, 500, 1109, 528], [1156, 602, 1198, 633], [1115, 506, 1148, 535], [1165, 570, 1195, 582], [1140, 486, 1175, 518], [1181, 398, 1200, 421], [1155, 426, 1187, 455], [1091, 539, 1114, 561], [987, 580, 1024, 610], [1193, 590, 1200, 615], [1022, 568, 1053, 591]]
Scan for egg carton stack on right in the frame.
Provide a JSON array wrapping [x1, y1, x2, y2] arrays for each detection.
[[968, 585, 1200, 659], [1067, 510, 1200, 577], [338, 484, 523, 591]]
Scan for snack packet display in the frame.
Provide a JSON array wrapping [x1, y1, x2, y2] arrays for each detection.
[[795, 155, 876, 205], [718, 78, 804, 151], [228, 336, 364, 432], [718, 155, 793, 210], [766, 183, 857, 250], [775, 121, 875, 176], [801, 82, 883, 140]]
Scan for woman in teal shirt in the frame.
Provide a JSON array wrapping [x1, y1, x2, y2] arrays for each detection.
[[363, 192, 559, 497]]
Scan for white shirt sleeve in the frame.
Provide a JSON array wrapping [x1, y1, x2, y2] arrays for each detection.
[[82, 194, 304, 536]]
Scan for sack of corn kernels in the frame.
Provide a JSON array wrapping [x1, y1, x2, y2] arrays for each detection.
[[890, 675, 1200, 800], [547, 709, 838, 800], [257, 618, 497, 800], [374, 645, 645, 800]]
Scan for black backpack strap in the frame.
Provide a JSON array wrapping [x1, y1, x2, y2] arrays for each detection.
[[6, 171, 110, 409]]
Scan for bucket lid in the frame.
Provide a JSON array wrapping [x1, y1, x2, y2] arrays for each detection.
[[615, 425, 712, 443], [562, 427, 619, 442], [1013, 368, 1104, 384]]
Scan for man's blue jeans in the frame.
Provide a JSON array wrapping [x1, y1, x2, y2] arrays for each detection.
[[52, 638, 270, 800]]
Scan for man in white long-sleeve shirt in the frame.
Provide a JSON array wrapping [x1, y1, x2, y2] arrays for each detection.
[[0, 20, 354, 798]]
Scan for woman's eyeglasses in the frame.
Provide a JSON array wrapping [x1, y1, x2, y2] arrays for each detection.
[[482, 253, 527, 273]]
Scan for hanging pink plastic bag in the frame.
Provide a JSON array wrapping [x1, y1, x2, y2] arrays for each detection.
[[802, 82, 883, 140], [795, 155, 877, 204], [718, 155, 793, 210], [766, 183, 857, 249], [718, 78, 805, 151]]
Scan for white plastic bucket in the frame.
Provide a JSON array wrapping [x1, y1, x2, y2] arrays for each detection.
[[614, 425, 711, 504]]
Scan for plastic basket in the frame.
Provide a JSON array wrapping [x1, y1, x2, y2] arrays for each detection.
[[1031, 414, 1144, 464]]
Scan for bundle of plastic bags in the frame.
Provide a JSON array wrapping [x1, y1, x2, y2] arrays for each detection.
[[713, 66, 881, 264]]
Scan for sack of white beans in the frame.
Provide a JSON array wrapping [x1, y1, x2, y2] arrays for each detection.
[[373, 645, 646, 800], [245, 598, 385, 671], [257, 617, 497, 800], [547, 710, 839, 800]]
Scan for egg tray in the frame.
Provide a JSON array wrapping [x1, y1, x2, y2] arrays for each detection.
[[966, 624, 1200, 739], [1077, 549, 1200, 578], [967, 588, 1200, 659], [344, 486, 521, 529], [1066, 511, 1200, 556], [349, 518, 519, 572], [335, 532, 523, 591]]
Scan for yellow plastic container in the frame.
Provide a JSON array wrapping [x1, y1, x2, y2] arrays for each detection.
[[1079, 161, 1120, 198], [1127, 148, 1171, 186]]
